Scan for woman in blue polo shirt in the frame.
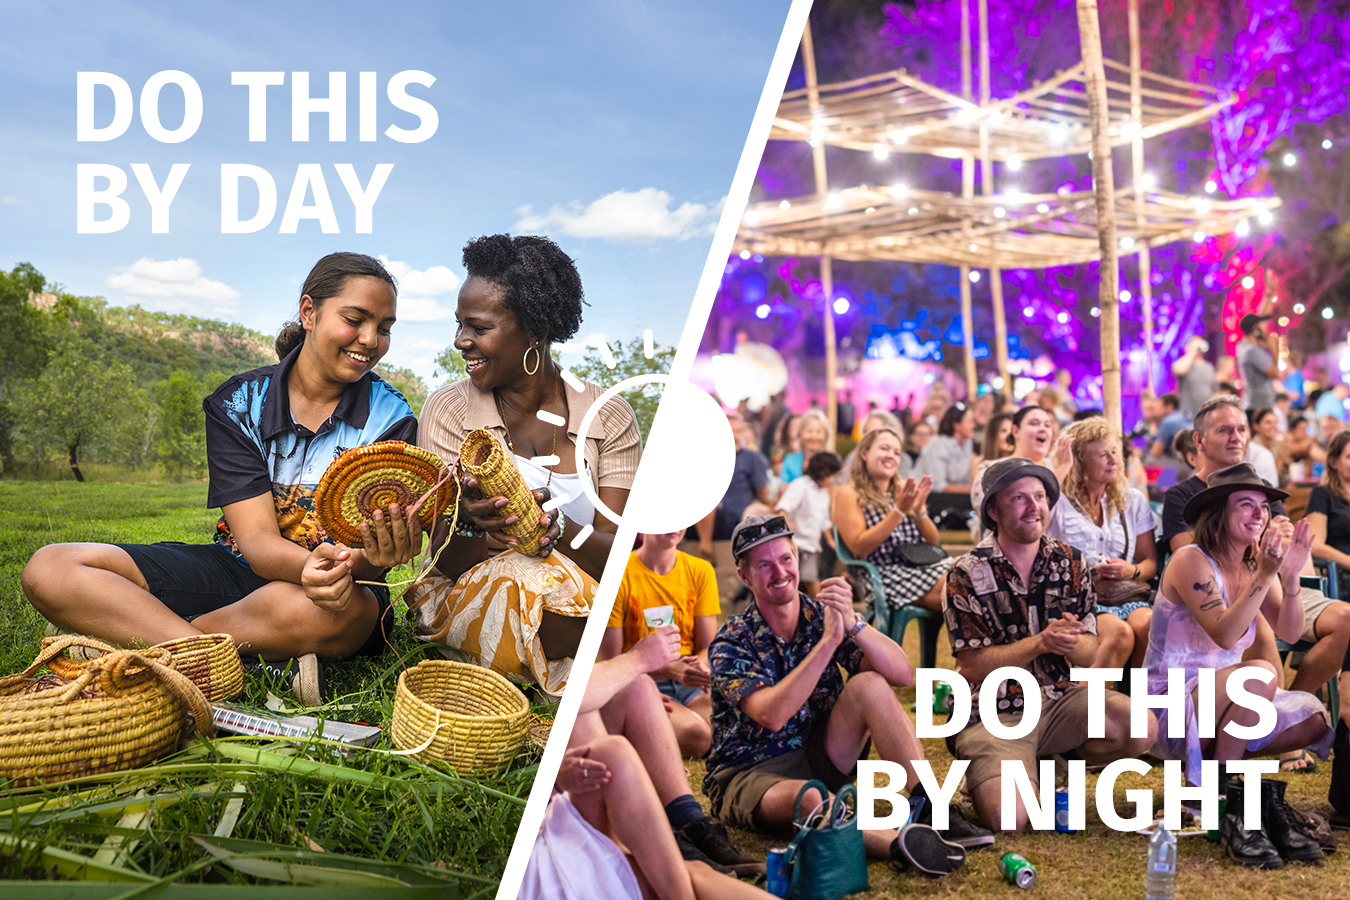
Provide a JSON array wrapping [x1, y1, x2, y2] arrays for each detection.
[[21, 252, 421, 703]]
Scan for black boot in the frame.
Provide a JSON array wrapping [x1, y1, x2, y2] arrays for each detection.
[[1219, 779, 1283, 869], [1330, 720, 1350, 830], [1260, 777, 1324, 864]]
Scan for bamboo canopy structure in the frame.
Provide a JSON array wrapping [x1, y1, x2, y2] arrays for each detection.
[[753, 8, 1276, 418], [734, 185, 1278, 269], [771, 58, 1233, 163]]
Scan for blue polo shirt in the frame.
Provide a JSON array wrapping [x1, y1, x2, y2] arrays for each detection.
[[204, 345, 417, 567]]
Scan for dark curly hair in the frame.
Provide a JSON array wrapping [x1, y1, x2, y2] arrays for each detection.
[[276, 252, 398, 359], [462, 234, 586, 344]]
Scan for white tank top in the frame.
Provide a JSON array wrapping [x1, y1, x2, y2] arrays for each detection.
[[515, 454, 597, 528]]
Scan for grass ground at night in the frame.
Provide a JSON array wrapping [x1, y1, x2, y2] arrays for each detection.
[[691, 604, 1350, 900], [0, 479, 543, 897]]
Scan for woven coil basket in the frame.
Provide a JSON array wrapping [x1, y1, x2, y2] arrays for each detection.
[[149, 634, 244, 702], [0, 636, 215, 788], [313, 441, 453, 547], [55, 633, 245, 704], [459, 428, 546, 555], [390, 660, 529, 775]]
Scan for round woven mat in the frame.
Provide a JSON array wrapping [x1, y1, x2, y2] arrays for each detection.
[[313, 441, 452, 547]]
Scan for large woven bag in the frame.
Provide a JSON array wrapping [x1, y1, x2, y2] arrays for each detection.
[[0, 636, 215, 788], [390, 660, 529, 775], [63, 633, 245, 703], [459, 428, 547, 555]]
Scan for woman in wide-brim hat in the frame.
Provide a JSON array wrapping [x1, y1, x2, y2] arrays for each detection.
[[1141, 463, 1334, 786]]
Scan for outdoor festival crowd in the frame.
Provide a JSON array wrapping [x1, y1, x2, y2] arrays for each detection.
[[526, 310, 1350, 897]]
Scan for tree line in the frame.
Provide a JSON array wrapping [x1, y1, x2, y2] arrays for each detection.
[[0, 263, 428, 482]]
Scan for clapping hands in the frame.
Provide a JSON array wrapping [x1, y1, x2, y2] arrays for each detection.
[[895, 475, 934, 517]]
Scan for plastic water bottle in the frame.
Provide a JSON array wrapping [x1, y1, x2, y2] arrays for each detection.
[[1145, 824, 1177, 900]]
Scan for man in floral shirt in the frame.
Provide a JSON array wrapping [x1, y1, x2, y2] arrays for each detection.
[[703, 515, 985, 875], [945, 458, 1157, 831]]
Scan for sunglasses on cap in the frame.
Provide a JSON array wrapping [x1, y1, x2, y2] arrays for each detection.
[[731, 515, 791, 559]]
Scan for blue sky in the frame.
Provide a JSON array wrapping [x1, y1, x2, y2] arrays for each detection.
[[0, 0, 792, 383]]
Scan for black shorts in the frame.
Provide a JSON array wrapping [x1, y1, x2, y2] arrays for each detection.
[[115, 542, 393, 657]]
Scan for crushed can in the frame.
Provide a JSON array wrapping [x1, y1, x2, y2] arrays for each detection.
[[999, 852, 1036, 889]]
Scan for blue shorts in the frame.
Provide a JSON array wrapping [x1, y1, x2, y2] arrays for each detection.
[[115, 542, 393, 657], [1096, 600, 1152, 622], [655, 677, 705, 706]]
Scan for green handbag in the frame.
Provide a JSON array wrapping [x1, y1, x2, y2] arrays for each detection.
[[784, 780, 869, 900]]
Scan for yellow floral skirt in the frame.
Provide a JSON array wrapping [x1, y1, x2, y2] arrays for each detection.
[[405, 550, 595, 696]]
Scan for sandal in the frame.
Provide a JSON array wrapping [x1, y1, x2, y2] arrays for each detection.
[[1279, 749, 1319, 774]]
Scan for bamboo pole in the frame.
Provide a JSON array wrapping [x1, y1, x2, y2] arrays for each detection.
[[1129, 0, 1156, 395], [978, 0, 1011, 392], [1078, 0, 1122, 431], [959, 0, 978, 401], [803, 21, 838, 441]]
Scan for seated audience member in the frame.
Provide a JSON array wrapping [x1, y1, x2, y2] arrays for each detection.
[[1163, 395, 1350, 772], [904, 420, 934, 466], [838, 409, 907, 485], [1244, 408, 1281, 486], [1314, 380, 1349, 425], [1322, 414, 1345, 446], [780, 410, 831, 484], [1305, 431, 1350, 730], [1145, 464, 1333, 866], [776, 451, 843, 598], [1150, 393, 1188, 460], [944, 458, 1156, 832], [1285, 414, 1326, 469], [971, 405, 1061, 526], [913, 403, 975, 493], [601, 529, 720, 759], [834, 430, 953, 612], [525, 629, 768, 899], [1047, 418, 1158, 671], [705, 516, 990, 875], [1173, 428, 1198, 479], [694, 416, 771, 603], [981, 413, 1015, 465]]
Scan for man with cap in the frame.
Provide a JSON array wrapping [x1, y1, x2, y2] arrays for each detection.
[[1237, 313, 1280, 412], [703, 514, 990, 876], [944, 458, 1158, 831]]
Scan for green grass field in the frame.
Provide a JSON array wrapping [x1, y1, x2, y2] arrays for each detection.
[[0, 480, 541, 897]]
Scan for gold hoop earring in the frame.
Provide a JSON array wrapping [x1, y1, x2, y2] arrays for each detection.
[[523, 344, 541, 376]]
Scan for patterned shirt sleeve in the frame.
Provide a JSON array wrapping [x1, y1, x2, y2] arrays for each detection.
[[943, 557, 993, 652], [710, 626, 774, 708], [1067, 548, 1098, 635]]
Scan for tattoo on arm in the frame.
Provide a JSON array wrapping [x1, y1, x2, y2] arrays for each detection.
[[1199, 598, 1224, 611], [1193, 580, 1216, 596]]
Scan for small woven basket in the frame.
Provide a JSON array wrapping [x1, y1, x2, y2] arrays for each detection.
[[314, 441, 453, 547], [390, 660, 529, 775], [150, 634, 244, 702], [54, 633, 244, 704], [459, 428, 546, 555], [0, 636, 215, 788]]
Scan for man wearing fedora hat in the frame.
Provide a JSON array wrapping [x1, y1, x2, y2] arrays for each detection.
[[1163, 394, 1350, 773], [943, 458, 1158, 831], [702, 514, 989, 876]]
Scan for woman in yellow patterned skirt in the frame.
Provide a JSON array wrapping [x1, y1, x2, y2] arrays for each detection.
[[408, 234, 641, 695]]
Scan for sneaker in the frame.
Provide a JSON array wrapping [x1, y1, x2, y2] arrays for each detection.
[[241, 653, 334, 706], [680, 816, 766, 877], [908, 795, 995, 850], [1260, 778, 1324, 864], [673, 829, 734, 876], [889, 823, 966, 876], [1219, 779, 1284, 869]]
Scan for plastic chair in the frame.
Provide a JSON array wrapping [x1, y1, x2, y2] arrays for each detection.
[[832, 527, 944, 669], [1274, 572, 1340, 728]]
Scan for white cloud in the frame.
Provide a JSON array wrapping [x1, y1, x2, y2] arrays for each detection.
[[514, 188, 723, 242], [555, 331, 611, 357], [105, 257, 240, 316], [378, 255, 460, 322], [1, 196, 28, 206]]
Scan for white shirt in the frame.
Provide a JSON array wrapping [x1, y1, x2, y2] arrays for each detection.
[[1046, 486, 1156, 569], [1245, 441, 1279, 487], [775, 475, 832, 553], [517, 454, 596, 528]]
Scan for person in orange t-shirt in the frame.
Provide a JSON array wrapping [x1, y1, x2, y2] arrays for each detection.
[[600, 528, 721, 758]]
